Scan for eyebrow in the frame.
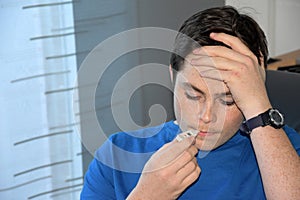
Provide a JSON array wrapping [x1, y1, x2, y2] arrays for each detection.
[[182, 82, 232, 98], [182, 82, 205, 95]]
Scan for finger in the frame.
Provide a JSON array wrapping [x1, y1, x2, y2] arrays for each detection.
[[192, 46, 255, 68], [184, 55, 215, 73], [144, 135, 197, 172], [210, 33, 254, 56], [191, 55, 244, 72], [210, 32, 258, 62], [190, 56, 241, 82], [191, 49, 266, 85], [159, 132, 195, 154], [181, 163, 201, 187], [176, 157, 198, 177], [171, 145, 198, 172], [199, 69, 232, 84], [164, 132, 196, 155]]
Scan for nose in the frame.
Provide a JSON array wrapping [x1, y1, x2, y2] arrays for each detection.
[[199, 101, 216, 124]]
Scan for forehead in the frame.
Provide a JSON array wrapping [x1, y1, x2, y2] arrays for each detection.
[[176, 56, 229, 94]]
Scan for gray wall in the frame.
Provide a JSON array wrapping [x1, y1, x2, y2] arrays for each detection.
[[73, 0, 224, 174]]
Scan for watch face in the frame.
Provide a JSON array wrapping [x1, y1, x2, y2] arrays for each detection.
[[269, 109, 284, 128]]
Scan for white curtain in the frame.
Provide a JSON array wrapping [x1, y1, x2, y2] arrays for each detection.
[[0, 0, 82, 199]]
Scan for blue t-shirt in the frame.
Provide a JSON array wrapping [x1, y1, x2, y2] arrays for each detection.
[[80, 121, 300, 199]]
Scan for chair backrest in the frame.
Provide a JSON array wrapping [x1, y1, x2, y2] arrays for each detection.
[[266, 70, 300, 132]]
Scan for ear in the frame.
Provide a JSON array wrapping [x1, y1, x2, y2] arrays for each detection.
[[169, 64, 174, 83]]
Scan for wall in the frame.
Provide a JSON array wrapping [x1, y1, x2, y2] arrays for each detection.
[[73, 0, 225, 174], [226, 0, 300, 56]]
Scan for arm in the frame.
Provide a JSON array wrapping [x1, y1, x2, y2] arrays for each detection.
[[192, 32, 300, 199], [250, 124, 300, 199]]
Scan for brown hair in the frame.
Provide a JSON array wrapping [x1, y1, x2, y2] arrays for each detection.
[[170, 6, 268, 72]]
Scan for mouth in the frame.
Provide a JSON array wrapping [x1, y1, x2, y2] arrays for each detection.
[[197, 131, 218, 137]]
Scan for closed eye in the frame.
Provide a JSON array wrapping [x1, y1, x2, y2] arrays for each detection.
[[185, 92, 204, 101], [219, 98, 235, 106]]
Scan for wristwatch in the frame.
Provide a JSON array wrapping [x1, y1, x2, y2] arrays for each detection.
[[240, 108, 284, 135]]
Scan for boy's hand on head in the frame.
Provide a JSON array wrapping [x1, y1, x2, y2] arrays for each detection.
[[191, 32, 271, 119], [127, 134, 200, 200]]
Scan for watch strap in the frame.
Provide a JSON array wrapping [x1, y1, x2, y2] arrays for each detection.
[[240, 109, 270, 135]]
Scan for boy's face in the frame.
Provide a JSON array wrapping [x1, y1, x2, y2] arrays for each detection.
[[173, 54, 244, 151]]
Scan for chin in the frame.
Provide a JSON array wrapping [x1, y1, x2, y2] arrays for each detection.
[[195, 136, 222, 151], [195, 142, 219, 151]]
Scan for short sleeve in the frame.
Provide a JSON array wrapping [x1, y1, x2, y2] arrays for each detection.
[[80, 158, 116, 200]]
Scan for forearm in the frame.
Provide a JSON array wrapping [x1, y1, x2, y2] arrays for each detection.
[[250, 126, 300, 200]]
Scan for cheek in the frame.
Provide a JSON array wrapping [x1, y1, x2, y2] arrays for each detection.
[[174, 91, 185, 121], [225, 108, 244, 130], [174, 94, 199, 126], [175, 98, 198, 119], [174, 98, 181, 119]]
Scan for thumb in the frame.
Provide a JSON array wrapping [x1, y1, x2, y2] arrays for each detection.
[[144, 130, 197, 172]]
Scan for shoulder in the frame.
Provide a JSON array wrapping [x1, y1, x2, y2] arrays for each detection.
[[108, 120, 179, 152]]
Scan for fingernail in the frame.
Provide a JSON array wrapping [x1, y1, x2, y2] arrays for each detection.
[[193, 48, 200, 54], [210, 32, 216, 37]]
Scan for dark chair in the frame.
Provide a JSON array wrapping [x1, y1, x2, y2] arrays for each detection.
[[266, 70, 300, 133]]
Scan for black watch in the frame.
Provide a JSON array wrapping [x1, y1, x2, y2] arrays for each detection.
[[240, 108, 284, 135]]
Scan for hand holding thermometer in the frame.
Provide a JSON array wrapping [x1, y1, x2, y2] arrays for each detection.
[[130, 130, 200, 200]]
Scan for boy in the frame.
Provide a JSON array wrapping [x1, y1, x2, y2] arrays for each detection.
[[81, 6, 300, 199]]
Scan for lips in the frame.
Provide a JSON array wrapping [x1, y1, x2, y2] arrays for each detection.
[[197, 131, 217, 137]]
